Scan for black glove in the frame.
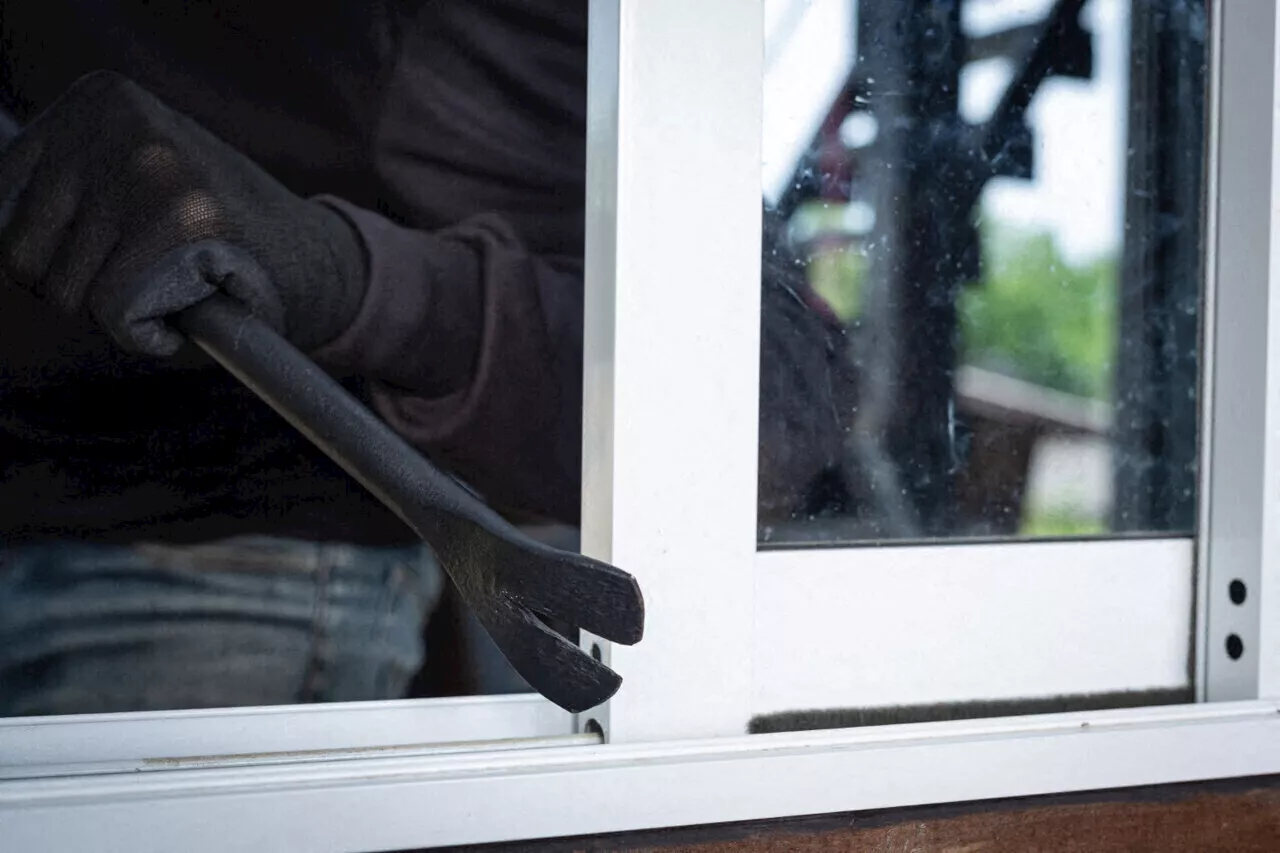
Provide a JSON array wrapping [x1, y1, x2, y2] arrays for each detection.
[[0, 70, 367, 356]]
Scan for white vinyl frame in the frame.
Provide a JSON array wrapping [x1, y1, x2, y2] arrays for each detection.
[[586, 0, 1273, 738], [4, 1, 1280, 850]]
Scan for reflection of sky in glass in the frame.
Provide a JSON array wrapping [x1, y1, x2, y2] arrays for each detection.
[[763, 0, 1126, 265], [763, 0, 856, 203]]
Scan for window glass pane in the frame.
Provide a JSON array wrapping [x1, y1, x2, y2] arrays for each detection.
[[759, 0, 1207, 546]]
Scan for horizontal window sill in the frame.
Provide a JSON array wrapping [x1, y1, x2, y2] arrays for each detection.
[[4, 699, 1279, 851]]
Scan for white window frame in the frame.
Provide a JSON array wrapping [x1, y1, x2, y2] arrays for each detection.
[[5, 1, 1280, 849], [0, 695, 578, 779], [586, 0, 1274, 740]]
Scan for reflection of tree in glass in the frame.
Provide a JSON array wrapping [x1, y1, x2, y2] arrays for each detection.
[[959, 222, 1117, 402], [758, 209, 1124, 539]]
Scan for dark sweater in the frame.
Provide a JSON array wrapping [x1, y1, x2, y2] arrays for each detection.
[[0, 0, 589, 545]]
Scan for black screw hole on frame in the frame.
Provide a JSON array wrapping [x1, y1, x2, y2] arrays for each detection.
[[584, 718, 605, 738], [591, 643, 602, 662], [1226, 634, 1245, 661], [1229, 579, 1247, 605]]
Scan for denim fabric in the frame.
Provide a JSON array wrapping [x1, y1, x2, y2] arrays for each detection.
[[0, 536, 443, 716]]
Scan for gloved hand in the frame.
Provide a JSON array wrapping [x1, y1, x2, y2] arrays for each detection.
[[0, 70, 367, 356]]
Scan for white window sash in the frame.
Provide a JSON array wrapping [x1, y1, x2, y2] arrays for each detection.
[[579, 0, 762, 741], [588, 0, 1280, 737], [753, 538, 1193, 716]]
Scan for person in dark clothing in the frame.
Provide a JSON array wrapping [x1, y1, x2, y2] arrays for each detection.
[[0, 0, 594, 714], [0, 2, 844, 714], [0, 1, 591, 545]]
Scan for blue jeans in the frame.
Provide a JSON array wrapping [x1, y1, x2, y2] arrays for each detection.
[[0, 537, 444, 716]]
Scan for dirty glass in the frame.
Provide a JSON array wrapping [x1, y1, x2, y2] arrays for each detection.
[[758, 0, 1207, 546]]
